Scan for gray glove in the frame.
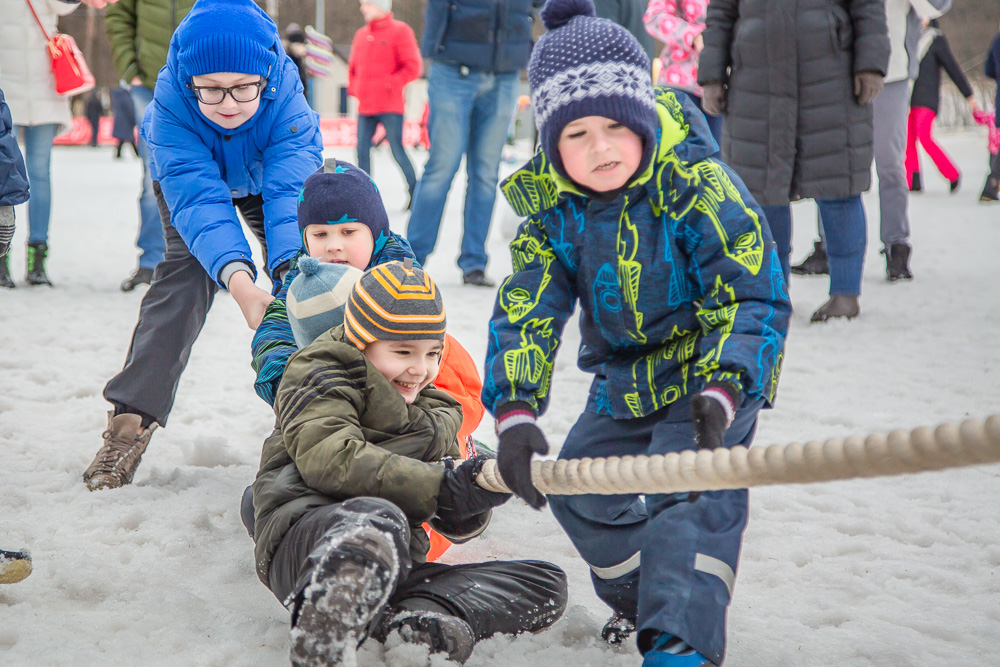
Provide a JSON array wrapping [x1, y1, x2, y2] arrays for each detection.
[[701, 82, 727, 116], [0, 206, 14, 257], [854, 71, 884, 106]]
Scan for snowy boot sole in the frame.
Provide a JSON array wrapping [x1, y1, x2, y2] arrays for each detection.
[[290, 526, 399, 667], [379, 609, 475, 664]]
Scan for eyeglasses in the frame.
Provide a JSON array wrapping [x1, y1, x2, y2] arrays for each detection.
[[190, 79, 266, 105]]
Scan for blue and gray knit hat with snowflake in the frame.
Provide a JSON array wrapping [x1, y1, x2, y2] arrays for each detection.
[[529, 0, 657, 180], [297, 158, 390, 255]]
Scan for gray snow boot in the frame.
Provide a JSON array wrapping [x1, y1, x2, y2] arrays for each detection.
[[0, 254, 14, 289], [375, 609, 475, 664], [290, 525, 399, 666]]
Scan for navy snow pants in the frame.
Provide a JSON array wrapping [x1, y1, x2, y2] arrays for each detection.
[[548, 397, 764, 665]]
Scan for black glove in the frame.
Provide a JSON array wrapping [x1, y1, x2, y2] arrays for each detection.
[[436, 454, 512, 523], [854, 71, 884, 106], [691, 382, 740, 450], [495, 402, 549, 509], [701, 81, 727, 116]]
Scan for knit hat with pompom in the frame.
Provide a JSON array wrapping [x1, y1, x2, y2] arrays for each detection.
[[528, 0, 657, 180], [287, 256, 365, 348]]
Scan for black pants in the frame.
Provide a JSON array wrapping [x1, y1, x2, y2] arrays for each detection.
[[267, 497, 568, 642], [103, 181, 268, 426]]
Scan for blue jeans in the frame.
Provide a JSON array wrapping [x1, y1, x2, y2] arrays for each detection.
[[406, 62, 519, 274], [762, 195, 866, 295], [356, 113, 417, 196], [548, 398, 764, 665], [131, 85, 165, 270], [15, 124, 58, 244]]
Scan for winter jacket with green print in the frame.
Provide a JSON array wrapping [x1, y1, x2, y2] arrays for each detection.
[[483, 89, 791, 420]]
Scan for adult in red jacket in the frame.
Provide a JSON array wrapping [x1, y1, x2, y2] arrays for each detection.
[[348, 1, 422, 207]]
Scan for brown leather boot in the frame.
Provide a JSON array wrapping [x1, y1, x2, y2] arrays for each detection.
[[810, 295, 860, 323], [83, 412, 157, 491]]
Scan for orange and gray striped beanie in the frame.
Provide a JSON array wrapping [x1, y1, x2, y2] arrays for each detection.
[[344, 258, 446, 350]]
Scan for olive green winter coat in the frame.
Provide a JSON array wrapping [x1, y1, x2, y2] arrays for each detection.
[[105, 0, 196, 89], [251, 326, 462, 588]]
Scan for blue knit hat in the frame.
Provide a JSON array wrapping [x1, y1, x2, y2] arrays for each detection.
[[287, 256, 365, 347], [297, 159, 391, 256], [529, 0, 657, 181], [174, 0, 279, 79]]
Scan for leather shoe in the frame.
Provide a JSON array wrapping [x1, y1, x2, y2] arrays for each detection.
[[462, 270, 495, 287], [810, 295, 860, 323], [120, 267, 154, 292]]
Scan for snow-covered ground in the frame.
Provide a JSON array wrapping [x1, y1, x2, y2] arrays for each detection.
[[1, 129, 998, 666]]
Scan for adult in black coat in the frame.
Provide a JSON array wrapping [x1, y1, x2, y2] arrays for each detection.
[[110, 86, 138, 158], [698, 0, 890, 323], [85, 92, 104, 148]]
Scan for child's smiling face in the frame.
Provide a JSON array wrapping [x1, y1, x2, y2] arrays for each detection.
[[304, 223, 375, 270], [191, 72, 264, 130], [363, 339, 443, 404], [557, 116, 643, 192]]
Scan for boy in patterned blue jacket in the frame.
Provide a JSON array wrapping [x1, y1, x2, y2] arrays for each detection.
[[483, 1, 791, 666], [85, 0, 323, 492]]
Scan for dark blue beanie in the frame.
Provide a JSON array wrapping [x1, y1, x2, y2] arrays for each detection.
[[297, 159, 391, 256], [529, 0, 657, 181], [174, 0, 279, 79]]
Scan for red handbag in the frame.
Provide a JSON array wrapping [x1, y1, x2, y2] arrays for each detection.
[[26, 0, 95, 97]]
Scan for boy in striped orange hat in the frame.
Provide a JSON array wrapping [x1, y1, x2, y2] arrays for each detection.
[[249, 259, 568, 665]]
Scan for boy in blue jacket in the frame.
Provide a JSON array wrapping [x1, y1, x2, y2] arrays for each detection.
[[483, 2, 791, 665], [84, 0, 323, 491]]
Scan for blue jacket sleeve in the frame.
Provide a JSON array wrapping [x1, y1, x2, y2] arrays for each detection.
[[680, 158, 791, 405], [482, 216, 577, 416], [147, 103, 257, 286], [261, 91, 323, 280], [0, 89, 29, 207]]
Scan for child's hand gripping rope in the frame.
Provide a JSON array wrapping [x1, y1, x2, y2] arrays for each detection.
[[495, 402, 549, 509]]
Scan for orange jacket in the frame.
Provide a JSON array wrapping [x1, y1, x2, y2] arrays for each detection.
[[425, 333, 486, 560]]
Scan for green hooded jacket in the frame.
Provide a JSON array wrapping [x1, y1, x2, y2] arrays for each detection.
[[105, 0, 196, 89], [252, 325, 462, 588]]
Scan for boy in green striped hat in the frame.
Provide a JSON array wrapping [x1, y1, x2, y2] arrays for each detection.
[[250, 259, 568, 665]]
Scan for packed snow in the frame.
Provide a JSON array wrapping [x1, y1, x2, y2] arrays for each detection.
[[0, 128, 998, 666]]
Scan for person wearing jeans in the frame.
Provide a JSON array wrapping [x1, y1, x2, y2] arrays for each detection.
[[762, 197, 867, 321], [105, 0, 197, 292], [356, 113, 417, 202], [406, 0, 542, 287], [406, 63, 519, 283], [125, 84, 166, 289]]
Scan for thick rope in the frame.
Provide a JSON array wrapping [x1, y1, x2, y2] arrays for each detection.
[[477, 414, 1000, 495]]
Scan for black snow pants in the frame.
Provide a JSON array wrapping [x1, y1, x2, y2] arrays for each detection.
[[266, 497, 568, 642], [103, 181, 270, 427]]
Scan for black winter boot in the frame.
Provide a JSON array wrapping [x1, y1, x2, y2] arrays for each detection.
[[26, 242, 52, 286], [120, 267, 154, 292], [790, 240, 829, 276], [909, 171, 922, 192], [810, 295, 860, 323], [885, 242, 913, 282], [375, 609, 475, 664], [0, 254, 14, 289], [981, 176, 999, 202]]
